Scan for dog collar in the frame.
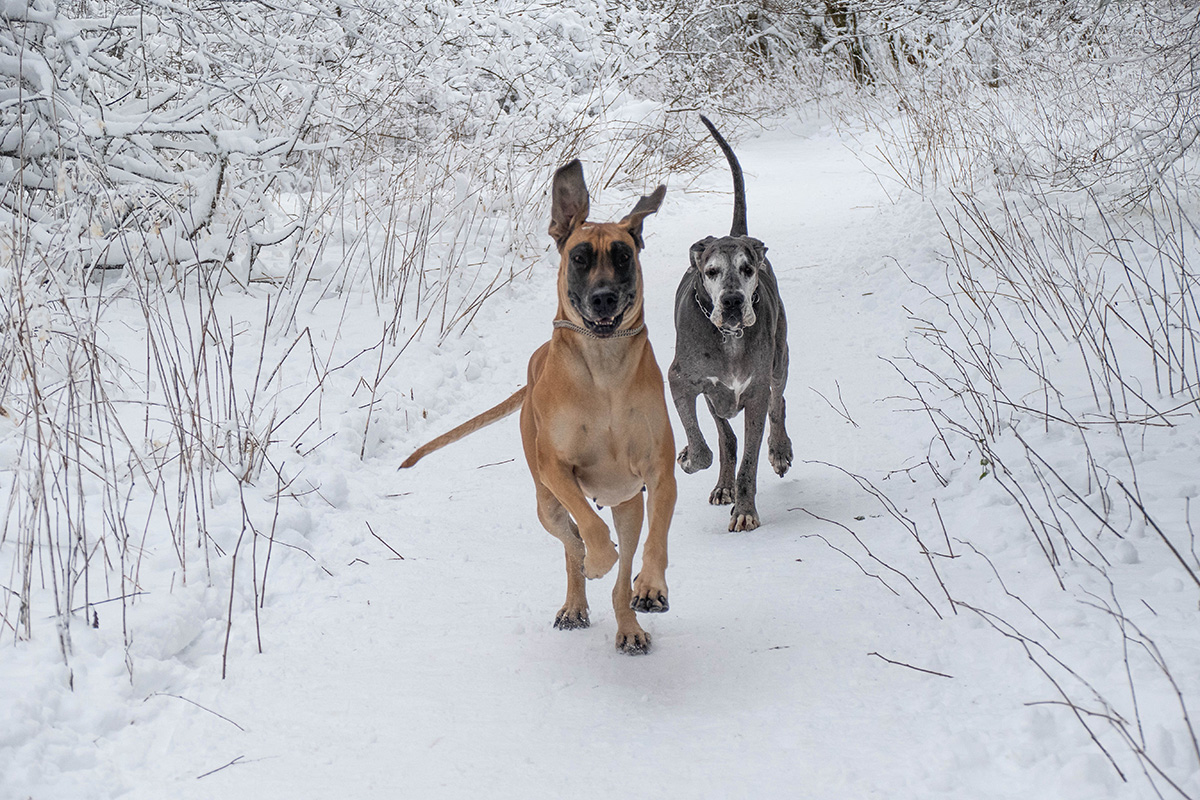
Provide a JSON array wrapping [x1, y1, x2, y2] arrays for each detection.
[[553, 319, 645, 340]]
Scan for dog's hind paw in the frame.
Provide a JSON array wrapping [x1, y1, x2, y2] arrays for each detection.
[[729, 508, 760, 532], [709, 486, 734, 505], [616, 629, 652, 655], [769, 438, 793, 477], [554, 606, 590, 630], [677, 443, 713, 473]]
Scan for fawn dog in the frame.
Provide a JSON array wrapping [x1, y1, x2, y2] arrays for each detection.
[[401, 160, 675, 654]]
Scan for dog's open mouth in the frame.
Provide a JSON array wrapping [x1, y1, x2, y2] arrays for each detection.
[[585, 311, 624, 336], [708, 314, 743, 335]]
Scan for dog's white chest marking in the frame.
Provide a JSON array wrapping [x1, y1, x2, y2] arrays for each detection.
[[707, 375, 753, 406]]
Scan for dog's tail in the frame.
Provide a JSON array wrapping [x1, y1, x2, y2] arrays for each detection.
[[699, 114, 747, 238], [399, 386, 527, 469]]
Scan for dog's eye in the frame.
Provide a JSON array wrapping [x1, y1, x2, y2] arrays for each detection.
[[572, 253, 589, 268], [610, 245, 633, 269], [741, 265, 754, 277], [704, 269, 719, 279]]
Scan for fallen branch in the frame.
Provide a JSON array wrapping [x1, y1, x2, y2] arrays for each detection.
[[148, 693, 245, 732], [197, 755, 245, 780], [365, 521, 404, 560], [868, 651, 953, 679]]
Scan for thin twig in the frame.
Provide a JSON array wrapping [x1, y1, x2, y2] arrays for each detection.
[[868, 652, 953, 679], [149, 693, 246, 732], [1116, 480, 1200, 593], [365, 521, 404, 560], [197, 755, 245, 780]]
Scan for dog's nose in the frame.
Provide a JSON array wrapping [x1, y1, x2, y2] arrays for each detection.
[[590, 289, 620, 318], [721, 292, 744, 313]]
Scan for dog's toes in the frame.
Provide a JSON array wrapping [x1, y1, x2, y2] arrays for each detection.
[[729, 510, 760, 532], [677, 445, 712, 474], [709, 486, 734, 505], [583, 541, 619, 579], [616, 629, 652, 655], [770, 439, 793, 477], [554, 607, 590, 630], [630, 591, 669, 614], [632, 572, 669, 613]]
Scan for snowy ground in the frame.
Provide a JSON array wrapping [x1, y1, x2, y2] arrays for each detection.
[[3, 117, 1197, 798]]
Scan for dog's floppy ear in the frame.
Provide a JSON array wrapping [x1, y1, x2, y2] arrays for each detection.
[[619, 184, 666, 250], [743, 236, 768, 265], [689, 236, 716, 270], [549, 160, 590, 251]]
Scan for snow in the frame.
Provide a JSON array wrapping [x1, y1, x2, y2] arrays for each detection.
[[2, 116, 1198, 799]]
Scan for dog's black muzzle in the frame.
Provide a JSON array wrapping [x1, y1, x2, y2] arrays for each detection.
[[586, 288, 626, 335], [567, 286, 631, 336]]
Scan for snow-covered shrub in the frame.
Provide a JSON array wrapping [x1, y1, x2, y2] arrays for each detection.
[[857, 2, 1200, 197], [835, 3, 1200, 791], [648, 1, 829, 108], [0, 0, 323, 277], [0, 0, 351, 665], [898, 182, 1200, 798]]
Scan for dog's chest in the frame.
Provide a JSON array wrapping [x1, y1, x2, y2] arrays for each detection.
[[704, 372, 753, 417], [534, 341, 669, 505], [553, 406, 652, 506]]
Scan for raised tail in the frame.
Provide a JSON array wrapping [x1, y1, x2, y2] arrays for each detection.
[[698, 114, 747, 237], [399, 386, 527, 468]]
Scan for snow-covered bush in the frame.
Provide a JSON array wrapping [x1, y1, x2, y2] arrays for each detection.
[[0, 0, 324, 276], [896, 182, 1200, 799], [855, 2, 1200, 197], [852, 3, 1200, 792]]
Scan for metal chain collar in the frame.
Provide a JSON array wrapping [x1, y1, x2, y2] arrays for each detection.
[[552, 319, 646, 340]]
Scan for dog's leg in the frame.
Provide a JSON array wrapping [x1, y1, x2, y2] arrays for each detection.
[[669, 365, 712, 473], [632, 460, 674, 615], [767, 387, 792, 477], [610, 495, 651, 654], [707, 400, 737, 506], [730, 391, 770, 532], [535, 484, 590, 630], [537, 455, 619, 579], [767, 320, 793, 477]]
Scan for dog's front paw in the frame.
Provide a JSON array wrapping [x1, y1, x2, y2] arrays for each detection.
[[554, 606, 590, 630], [769, 437, 793, 477], [709, 486, 734, 505], [583, 540, 618, 579], [630, 589, 669, 614], [631, 572, 669, 613], [677, 443, 712, 473], [729, 505, 760, 532], [616, 628, 652, 655]]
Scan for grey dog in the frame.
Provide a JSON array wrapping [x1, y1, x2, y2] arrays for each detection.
[[668, 116, 792, 532]]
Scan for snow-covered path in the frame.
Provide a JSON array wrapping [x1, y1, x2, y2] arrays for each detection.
[[5, 120, 1145, 799]]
